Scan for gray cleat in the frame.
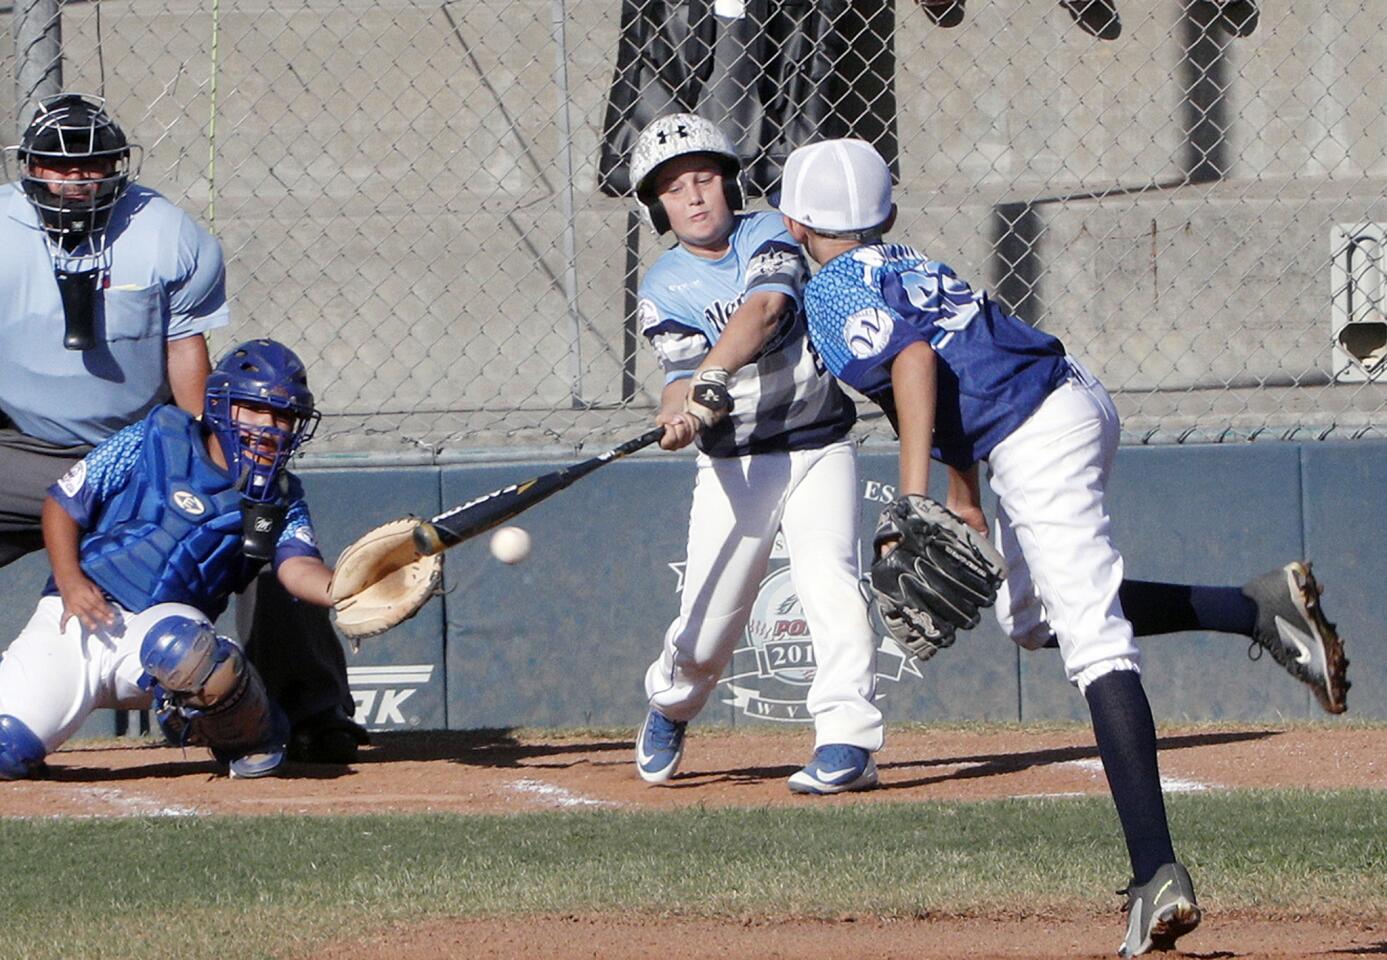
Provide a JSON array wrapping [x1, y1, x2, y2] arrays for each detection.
[[1117, 861, 1201, 957], [1242, 562, 1349, 715], [228, 746, 286, 779]]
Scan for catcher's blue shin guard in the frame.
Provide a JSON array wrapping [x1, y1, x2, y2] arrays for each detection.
[[0, 714, 47, 780], [139, 614, 285, 774]]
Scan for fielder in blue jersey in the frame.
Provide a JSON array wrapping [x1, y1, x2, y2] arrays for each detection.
[[777, 138, 1348, 956], [0, 339, 334, 781], [628, 114, 882, 795]]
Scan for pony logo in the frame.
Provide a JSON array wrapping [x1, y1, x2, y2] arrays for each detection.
[[700, 537, 922, 723]]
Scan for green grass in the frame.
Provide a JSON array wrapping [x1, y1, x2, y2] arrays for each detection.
[[2, 790, 1383, 960]]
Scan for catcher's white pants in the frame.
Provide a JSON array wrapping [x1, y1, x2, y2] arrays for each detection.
[[645, 439, 883, 751], [0, 597, 206, 751], [989, 363, 1141, 692]]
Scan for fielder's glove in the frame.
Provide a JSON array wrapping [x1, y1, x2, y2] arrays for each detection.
[[684, 367, 733, 428], [865, 495, 1007, 662], [328, 517, 443, 647]]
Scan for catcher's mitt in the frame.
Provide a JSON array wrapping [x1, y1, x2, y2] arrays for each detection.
[[328, 517, 443, 646], [866, 495, 1007, 662]]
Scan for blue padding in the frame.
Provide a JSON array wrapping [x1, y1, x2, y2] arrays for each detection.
[[0, 714, 46, 780]]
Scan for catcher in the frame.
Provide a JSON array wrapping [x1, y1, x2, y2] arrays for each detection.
[[0, 338, 439, 781], [0, 339, 329, 779]]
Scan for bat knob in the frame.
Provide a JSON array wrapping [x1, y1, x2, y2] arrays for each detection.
[[412, 522, 446, 556]]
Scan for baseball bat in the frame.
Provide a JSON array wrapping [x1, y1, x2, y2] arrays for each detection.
[[412, 426, 667, 556]]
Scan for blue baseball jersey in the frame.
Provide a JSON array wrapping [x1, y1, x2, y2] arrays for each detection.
[[803, 244, 1070, 468], [0, 183, 230, 446], [46, 408, 320, 616], [639, 211, 855, 457]]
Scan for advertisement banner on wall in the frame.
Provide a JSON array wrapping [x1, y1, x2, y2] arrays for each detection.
[[688, 528, 922, 724]]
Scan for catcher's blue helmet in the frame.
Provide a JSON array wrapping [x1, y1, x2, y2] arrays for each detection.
[[204, 339, 319, 503]]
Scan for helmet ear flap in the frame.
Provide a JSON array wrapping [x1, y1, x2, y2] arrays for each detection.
[[644, 197, 671, 235], [723, 173, 744, 214]]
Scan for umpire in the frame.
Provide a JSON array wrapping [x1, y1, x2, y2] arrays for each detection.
[[0, 92, 367, 763]]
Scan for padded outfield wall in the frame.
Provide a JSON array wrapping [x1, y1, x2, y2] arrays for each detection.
[[2, 439, 1380, 739]]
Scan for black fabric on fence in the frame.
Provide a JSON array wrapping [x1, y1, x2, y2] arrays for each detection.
[[598, 0, 898, 198]]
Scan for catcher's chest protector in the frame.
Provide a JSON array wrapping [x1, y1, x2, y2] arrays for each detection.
[[80, 407, 251, 616], [597, 0, 899, 197]]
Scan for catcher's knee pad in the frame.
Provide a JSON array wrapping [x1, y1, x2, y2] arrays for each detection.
[[0, 714, 47, 780], [140, 616, 279, 756], [140, 614, 222, 696]]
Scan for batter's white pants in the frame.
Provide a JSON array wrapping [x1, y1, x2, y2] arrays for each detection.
[[645, 439, 883, 751], [988, 363, 1141, 692], [0, 597, 208, 751]]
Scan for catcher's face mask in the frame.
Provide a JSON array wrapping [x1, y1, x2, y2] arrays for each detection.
[[203, 339, 319, 505]]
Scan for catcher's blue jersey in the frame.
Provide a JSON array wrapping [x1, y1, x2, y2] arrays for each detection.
[[639, 212, 855, 457], [803, 244, 1069, 468], [46, 407, 320, 616]]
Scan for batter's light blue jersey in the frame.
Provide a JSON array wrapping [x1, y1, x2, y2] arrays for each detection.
[[0, 183, 230, 446], [639, 212, 855, 457], [803, 244, 1070, 468]]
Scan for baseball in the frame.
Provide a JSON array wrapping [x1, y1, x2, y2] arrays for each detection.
[[489, 525, 531, 564]]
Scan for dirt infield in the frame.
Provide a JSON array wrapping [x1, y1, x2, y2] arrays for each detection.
[[3, 724, 1383, 818], [310, 914, 1385, 960], [6, 725, 1384, 959]]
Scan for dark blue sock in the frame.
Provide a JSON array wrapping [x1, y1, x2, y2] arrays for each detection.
[[1084, 669, 1175, 886], [1119, 580, 1257, 637]]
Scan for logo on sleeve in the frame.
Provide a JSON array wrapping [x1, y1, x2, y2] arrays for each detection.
[[746, 248, 804, 285], [171, 489, 206, 517], [843, 308, 894, 359], [637, 298, 661, 334], [294, 526, 317, 548], [57, 460, 87, 497]]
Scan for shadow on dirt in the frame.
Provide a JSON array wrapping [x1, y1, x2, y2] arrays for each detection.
[[874, 729, 1283, 791], [40, 753, 364, 783], [644, 729, 1284, 791], [355, 728, 632, 770]]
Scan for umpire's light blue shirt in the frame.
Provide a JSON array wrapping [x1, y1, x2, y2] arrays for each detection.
[[0, 182, 230, 446]]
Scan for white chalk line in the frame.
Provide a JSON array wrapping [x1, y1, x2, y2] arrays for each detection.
[[508, 777, 619, 809], [1063, 757, 1211, 793]]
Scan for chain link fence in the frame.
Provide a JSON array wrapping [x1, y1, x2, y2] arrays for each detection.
[[5, 0, 1386, 461]]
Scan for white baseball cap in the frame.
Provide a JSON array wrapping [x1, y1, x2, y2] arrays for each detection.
[[776, 138, 892, 233]]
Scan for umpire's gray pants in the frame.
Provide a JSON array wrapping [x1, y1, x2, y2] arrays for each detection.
[[0, 427, 91, 566]]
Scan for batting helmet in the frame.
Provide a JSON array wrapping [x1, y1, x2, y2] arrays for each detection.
[[204, 339, 320, 503], [10, 93, 141, 242], [629, 113, 744, 235]]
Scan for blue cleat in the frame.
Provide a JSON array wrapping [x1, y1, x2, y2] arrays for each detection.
[[788, 744, 878, 795], [635, 709, 686, 784]]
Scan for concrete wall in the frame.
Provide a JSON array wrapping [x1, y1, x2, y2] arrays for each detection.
[[5, 439, 1380, 740]]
